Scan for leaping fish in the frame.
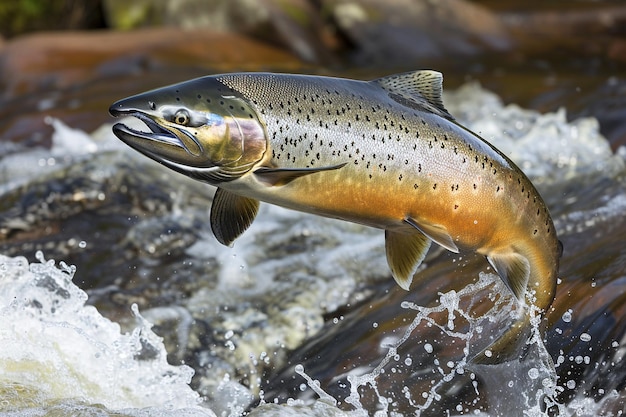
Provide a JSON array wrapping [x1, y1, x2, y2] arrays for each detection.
[[109, 70, 561, 363]]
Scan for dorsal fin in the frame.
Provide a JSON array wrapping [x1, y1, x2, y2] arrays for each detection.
[[373, 70, 454, 120]]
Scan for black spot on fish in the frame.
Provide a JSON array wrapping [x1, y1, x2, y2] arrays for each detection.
[[414, 184, 419, 189]]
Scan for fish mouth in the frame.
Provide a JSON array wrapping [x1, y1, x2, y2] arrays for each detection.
[[110, 111, 184, 149]]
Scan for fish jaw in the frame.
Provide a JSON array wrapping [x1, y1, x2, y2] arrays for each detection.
[[109, 77, 268, 184]]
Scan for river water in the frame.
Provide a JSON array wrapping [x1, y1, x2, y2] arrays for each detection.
[[0, 76, 624, 416]]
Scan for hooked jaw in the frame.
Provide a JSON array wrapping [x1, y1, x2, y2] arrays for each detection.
[[110, 99, 185, 152], [109, 99, 210, 171], [109, 79, 268, 184]]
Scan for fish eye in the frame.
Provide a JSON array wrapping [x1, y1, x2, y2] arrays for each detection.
[[174, 109, 190, 126]]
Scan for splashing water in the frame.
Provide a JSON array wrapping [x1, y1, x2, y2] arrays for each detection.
[[0, 251, 214, 416], [283, 273, 566, 417]]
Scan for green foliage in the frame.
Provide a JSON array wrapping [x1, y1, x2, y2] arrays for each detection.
[[0, 0, 104, 38]]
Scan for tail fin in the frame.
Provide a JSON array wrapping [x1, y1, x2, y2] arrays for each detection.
[[471, 312, 533, 365]]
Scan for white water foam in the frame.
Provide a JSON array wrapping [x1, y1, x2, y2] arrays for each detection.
[[0, 252, 214, 416]]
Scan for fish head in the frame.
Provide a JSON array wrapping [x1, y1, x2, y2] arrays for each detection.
[[109, 77, 267, 183]]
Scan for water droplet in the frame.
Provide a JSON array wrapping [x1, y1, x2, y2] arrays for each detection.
[[295, 364, 304, 373], [424, 343, 433, 353], [566, 380, 576, 389], [528, 368, 539, 379], [580, 332, 591, 342], [372, 322, 378, 328], [404, 357, 412, 366], [78, 240, 87, 249], [224, 330, 234, 339], [562, 309, 572, 323]]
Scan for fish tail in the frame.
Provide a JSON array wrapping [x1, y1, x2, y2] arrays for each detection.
[[471, 312, 534, 365]]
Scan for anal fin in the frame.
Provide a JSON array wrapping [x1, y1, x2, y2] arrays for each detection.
[[385, 230, 431, 291], [486, 252, 530, 301], [210, 187, 260, 247]]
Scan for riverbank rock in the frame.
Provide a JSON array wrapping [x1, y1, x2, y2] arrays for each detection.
[[0, 28, 304, 146]]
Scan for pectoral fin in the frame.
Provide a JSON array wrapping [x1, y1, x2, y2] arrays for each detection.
[[253, 163, 347, 186], [210, 187, 260, 247], [404, 217, 459, 253], [486, 252, 530, 301], [385, 230, 432, 291]]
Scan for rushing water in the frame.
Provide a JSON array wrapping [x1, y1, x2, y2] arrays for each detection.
[[0, 82, 625, 416]]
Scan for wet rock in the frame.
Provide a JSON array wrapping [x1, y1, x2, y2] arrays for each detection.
[[0, 28, 302, 100], [0, 28, 304, 147], [325, 0, 512, 65], [104, 0, 338, 64]]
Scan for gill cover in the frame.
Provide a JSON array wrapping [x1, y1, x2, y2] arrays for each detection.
[[109, 76, 267, 184]]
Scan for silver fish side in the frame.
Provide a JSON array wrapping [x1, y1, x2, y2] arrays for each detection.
[[109, 70, 561, 364]]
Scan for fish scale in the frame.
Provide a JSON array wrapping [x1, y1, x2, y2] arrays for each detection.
[[109, 70, 561, 364]]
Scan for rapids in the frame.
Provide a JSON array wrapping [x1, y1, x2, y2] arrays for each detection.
[[0, 83, 625, 416]]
